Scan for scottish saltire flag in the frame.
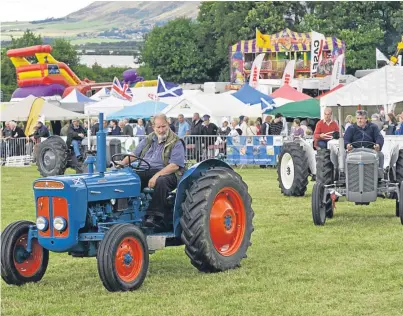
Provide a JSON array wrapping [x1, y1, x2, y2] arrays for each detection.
[[261, 97, 274, 113], [157, 76, 183, 97], [111, 77, 133, 101]]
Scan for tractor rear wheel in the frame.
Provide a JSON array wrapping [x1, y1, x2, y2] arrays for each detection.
[[277, 142, 309, 196], [1, 221, 49, 285], [316, 149, 334, 185], [97, 224, 149, 292], [312, 183, 333, 226], [180, 167, 254, 272], [36, 136, 68, 177], [396, 150, 403, 184]]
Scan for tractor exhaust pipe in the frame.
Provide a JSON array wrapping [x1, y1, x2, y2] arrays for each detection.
[[96, 112, 106, 175]]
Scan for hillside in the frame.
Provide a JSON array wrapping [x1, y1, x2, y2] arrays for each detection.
[[1, 1, 200, 44]]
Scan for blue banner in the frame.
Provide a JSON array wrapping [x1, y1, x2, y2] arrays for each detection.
[[225, 135, 283, 165]]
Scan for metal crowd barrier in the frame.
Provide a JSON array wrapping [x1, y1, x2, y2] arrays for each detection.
[[0, 135, 287, 168], [0, 137, 35, 166]]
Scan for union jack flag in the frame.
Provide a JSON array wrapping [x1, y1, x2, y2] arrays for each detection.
[[110, 77, 133, 101]]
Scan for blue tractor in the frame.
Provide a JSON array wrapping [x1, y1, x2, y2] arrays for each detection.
[[1, 113, 254, 292]]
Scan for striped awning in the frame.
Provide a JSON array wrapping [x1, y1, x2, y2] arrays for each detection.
[[231, 28, 345, 53]]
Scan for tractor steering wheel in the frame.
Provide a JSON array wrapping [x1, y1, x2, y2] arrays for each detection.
[[111, 153, 151, 171], [348, 141, 379, 151]]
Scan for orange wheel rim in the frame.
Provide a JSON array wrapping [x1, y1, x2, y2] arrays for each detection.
[[210, 187, 246, 256], [13, 234, 43, 277], [115, 237, 143, 283]]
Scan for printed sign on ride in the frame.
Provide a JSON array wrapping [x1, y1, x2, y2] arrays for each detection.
[[310, 31, 326, 77], [251, 66, 259, 88], [248, 53, 265, 89]]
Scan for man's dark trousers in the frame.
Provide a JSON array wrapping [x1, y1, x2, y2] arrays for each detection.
[[137, 169, 177, 219]]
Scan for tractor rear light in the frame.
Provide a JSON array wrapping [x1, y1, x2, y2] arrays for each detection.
[[53, 217, 67, 232], [34, 181, 64, 189], [36, 216, 49, 231]]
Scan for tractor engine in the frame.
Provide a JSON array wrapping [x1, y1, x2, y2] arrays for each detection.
[[346, 149, 378, 203]]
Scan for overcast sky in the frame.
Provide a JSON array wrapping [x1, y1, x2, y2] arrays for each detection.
[[1, 0, 95, 22]]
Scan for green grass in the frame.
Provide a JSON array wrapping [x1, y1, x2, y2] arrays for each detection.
[[1, 166, 403, 316]]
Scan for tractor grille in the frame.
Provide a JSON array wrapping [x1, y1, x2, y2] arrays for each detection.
[[347, 164, 360, 192], [363, 163, 375, 192]]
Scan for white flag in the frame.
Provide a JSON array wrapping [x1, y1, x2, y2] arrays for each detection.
[[310, 31, 326, 77], [281, 60, 295, 86], [249, 53, 265, 88], [376, 48, 389, 63], [330, 54, 344, 89]]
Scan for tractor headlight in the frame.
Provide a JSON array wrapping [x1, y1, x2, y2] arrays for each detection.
[[110, 198, 116, 205], [53, 217, 67, 231], [36, 216, 48, 231]]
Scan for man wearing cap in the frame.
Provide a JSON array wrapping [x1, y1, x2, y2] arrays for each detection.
[[190, 113, 203, 161], [67, 119, 86, 161], [344, 110, 384, 168], [201, 114, 218, 159], [28, 120, 50, 141]]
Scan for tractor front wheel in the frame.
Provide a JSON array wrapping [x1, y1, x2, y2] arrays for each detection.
[[180, 167, 254, 272], [97, 224, 149, 292], [1, 221, 49, 285], [312, 183, 333, 226]]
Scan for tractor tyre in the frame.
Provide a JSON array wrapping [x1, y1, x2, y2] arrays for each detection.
[[1, 221, 49, 285], [277, 142, 309, 196], [396, 150, 403, 184], [97, 224, 149, 292], [180, 167, 254, 272], [312, 183, 333, 226], [36, 136, 68, 177], [316, 149, 334, 185]]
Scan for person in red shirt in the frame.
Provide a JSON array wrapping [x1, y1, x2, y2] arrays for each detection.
[[314, 107, 339, 149]]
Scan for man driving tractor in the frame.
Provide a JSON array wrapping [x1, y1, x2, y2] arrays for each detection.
[[119, 113, 185, 230], [344, 109, 384, 168]]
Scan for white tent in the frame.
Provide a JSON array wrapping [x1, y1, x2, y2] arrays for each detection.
[[90, 87, 110, 101], [84, 96, 131, 117], [163, 92, 263, 125], [320, 66, 403, 107], [1, 95, 86, 121]]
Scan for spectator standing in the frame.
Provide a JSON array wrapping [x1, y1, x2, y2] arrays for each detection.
[[292, 119, 304, 138], [269, 113, 284, 135], [168, 117, 176, 133], [108, 119, 121, 136], [371, 114, 383, 131], [122, 119, 133, 136], [384, 113, 398, 135], [344, 115, 353, 131], [240, 116, 248, 137], [260, 115, 271, 135], [134, 119, 146, 136], [201, 114, 218, 159], [255, 117, 262, 135], [145, 117, 154, 135], [9, 121, 26, 155], [190, 113, 203, 161], [395, 114, 403, 135], [60, 121, 70, 136], [177, 114, 190, 138]]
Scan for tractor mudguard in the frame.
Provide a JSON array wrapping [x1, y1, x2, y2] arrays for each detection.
[[172, 159, 233, 237]]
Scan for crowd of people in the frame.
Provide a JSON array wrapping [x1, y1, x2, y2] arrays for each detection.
[[1, 106, 403, 163]]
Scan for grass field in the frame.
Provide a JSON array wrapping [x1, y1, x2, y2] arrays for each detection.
[[1, 166, 402, 316]]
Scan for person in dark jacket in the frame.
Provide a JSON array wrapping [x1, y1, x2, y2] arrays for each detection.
[[201, 114, 218, 159], [145, 117, 154, 135], [9, 121, 26, 156], [108, 119, 121, 136], [29, 121, 50, 140], [122, 119, 134, 136], [90, 118, 100, 136], [67, 119, 86, 160], [344, 110, 384, 168], [190, 113, 203, 161]]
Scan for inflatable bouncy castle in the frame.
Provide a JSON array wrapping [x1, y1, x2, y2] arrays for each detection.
[[7, 45, 96, 100]]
